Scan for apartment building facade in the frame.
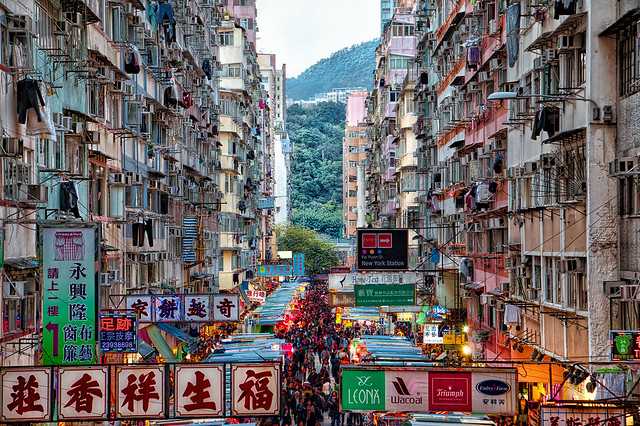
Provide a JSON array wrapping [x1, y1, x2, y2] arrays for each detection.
[[343, 91, 368, 240], [364, 0, 640, 405], [0, 0, 274, 365]]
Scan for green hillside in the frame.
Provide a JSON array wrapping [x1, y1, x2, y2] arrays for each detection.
[[287, 39, 378, 101], [288, 102, 345, 237]]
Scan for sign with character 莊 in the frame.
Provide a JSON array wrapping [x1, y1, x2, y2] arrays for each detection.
[[42, 226, 97, 365]]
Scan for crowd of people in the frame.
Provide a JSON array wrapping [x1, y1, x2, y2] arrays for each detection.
[[275, 281, 367, 426]]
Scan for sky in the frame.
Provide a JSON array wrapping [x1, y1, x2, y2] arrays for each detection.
[[255, 0, 380, 77]]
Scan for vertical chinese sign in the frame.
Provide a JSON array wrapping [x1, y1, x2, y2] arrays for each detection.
[[231, 363, 281, 416], [42, 227, 97, 365]]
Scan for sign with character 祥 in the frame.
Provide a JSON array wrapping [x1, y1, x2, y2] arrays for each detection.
[[0, 362, 281, 422]]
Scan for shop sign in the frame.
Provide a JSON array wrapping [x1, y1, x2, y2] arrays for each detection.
[[609, 330, 640, 361], [472, 371, 517, 415], [154, 295, 182, 322], [126, 295, 153, 322], [292, 253, 305, 275], [115, 365, 165, 419], [329, 292, 355, 307], [423, 323, 444, 344], [354, 283, 416, 307], [341, 369, 386, 412], [357, 229, 408, 270], [0, 367, 52, 422], [329, 272, 419, 292], [246, 290, 267, 303], [58, 366, 108, 420], [99, 311, 138, 353], [257, 263, 292, 277], [231, 363, 281, 416], [184, 294, 212, 321], [540, 405, 625, 426], [385, 370, 429, 412], [429, 371, 472, 412], [42, 227, 97, 365], [175, 365, 224, 417], [213, 294, 239, 321]]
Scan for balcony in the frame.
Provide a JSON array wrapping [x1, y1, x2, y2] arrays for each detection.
[[381, 198, 399, 217], [383, 166, 396, 182], [220, 155, 240, 173], [220, 232, 241, 250]]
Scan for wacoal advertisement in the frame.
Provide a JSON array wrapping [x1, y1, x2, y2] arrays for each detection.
[[340, 367, 517, 414]]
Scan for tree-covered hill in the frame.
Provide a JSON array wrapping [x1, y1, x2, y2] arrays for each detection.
[[288, 102, 345, 237], [287, 39, 377, 100]]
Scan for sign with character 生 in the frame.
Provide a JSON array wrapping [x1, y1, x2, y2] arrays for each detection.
[[175, 365, 224, 417]]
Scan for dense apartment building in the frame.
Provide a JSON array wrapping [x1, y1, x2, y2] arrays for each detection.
[[343, 91, 368, 240], [258, 53, 291, 225], [381, 0, 396, 34], [0, 0, 275, 365], [364, 0, 640, 405]]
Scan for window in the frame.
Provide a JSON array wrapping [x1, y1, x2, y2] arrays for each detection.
[[619, 22, 640, 97], [390, 55, 410, 70], [219, 31, 234, 46], [389, 90, 400, 102], [391, 24, 415, 37], [224, 64, 242, 78]]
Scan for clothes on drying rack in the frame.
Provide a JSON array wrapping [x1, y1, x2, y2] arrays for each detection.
[[60, 181, 81, 218], [10, 40, 26, 69], [157, 2, 176, 43], [145, 219, 154, 247], [202, 59, 212, 79], [506, 3, 521, 67], [532, 106, 560, 139], [22, 105, 56, 141], [164, 85, 178, 108], [124, 48, 141, 74], [16, 78, 46, 125], [467, 45, 481, 69], [131, 219, 154, 247], [493, 153, 504, 174], [554, 0, 576, 19]]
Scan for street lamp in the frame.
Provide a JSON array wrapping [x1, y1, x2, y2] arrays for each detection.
[[487, 90, 601, 121]]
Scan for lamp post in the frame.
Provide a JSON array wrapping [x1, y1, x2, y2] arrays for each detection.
[[487, 90, 601, 121]]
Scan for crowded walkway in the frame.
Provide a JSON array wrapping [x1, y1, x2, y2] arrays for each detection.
[[275, 281, 367, 426]]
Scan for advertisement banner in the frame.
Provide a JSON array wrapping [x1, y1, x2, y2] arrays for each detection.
[[42, 227, 97, 365], [428, 371, 472, 412], [175, 365, 224, 417], [0, 367, 52, 422], [115, 365, 165, 419], [423, 323, 444, 344], [341, 369, 385, 412], [471, 371, 517, 415], [213, 294, 240, 321], [292, 253, 305, 275], [257, 264, 292, 277], [385, 370, 429, 412], [58, 366, 108, 420], [357, 229, 408, 270], [540, 405, 626, 426], [184, 295, 213, 321], [354, 283, 416, 306], [231, 363, 281, 416], [246, 290, 267, 303], [329, 272, 419, 292], [609, 330, 640, 361], [99, 311, 138, 353]]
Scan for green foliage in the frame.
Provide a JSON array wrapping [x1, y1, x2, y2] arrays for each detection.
[[287, 39, 378, 100], [277, 226, 340, 276], [288, 102, 345, 238]]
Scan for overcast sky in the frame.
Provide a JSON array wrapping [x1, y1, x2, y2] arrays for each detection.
[[255, 0, 380, 77]]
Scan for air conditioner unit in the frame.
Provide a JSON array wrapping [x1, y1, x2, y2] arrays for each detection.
[[480, 293, 493, 305], [1, 138, 23, 157], [469, 82, 481, 92], [23, 184, 47, 203], [99, 272, 111, 286], [478, 71, 491, 82], [524, 162, 537, 174], [543, 49, 558, 62], [2, 280, 25, 299], [62, 116, 73, 131], [533, 57, 544, 70], [108, 269, 121, 282], [557, 35, 580, 50], [489, 58, 502, 71]]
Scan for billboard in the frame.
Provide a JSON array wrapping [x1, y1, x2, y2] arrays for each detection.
[[340, 367, 517, 414], [354, 283, 416, 306], [42, 226, 97, 365], [257, 264, 292, 277], [357, 229, 408, 270], [99, 311, 138, 353], [123, 294, 233, 323], [609, 330, 640, 361]]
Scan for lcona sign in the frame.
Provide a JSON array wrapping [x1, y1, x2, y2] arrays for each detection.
[[0, 363, 280, 422]]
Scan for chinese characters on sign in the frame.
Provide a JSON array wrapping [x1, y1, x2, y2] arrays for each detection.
[[175, 365, 224, 417], [154, 296, 182, 322], [257, 264, 292, 277], [126, 295, 153, 322], [540, 405, 625, 426], [99, 311, 138, 353], [213, 294, 240, 322], [609, 330, 640, 361], [58, 366, 108, 420], [116, 366, 165, 419], [42, 227, 96, 365], [246, 290, 267, 304], [0, 368, 51, 422], [184, 295, 212, 321], [231, 364, 281, 416], [124, 294, 226, 322]]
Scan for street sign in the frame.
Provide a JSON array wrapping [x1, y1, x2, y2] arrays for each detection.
[[609, 330, 640, 361], [354, 283, 416, 306], [340, 367, 517, 414], [42, 226, 97, 365], [99, 311, 138, 353], [357, 229, 408, 270], [329, 271, 419, 292]]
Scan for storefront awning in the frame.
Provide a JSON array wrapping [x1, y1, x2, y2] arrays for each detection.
[[146, 325, 178, 362], [137, 341, 157, 360]]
